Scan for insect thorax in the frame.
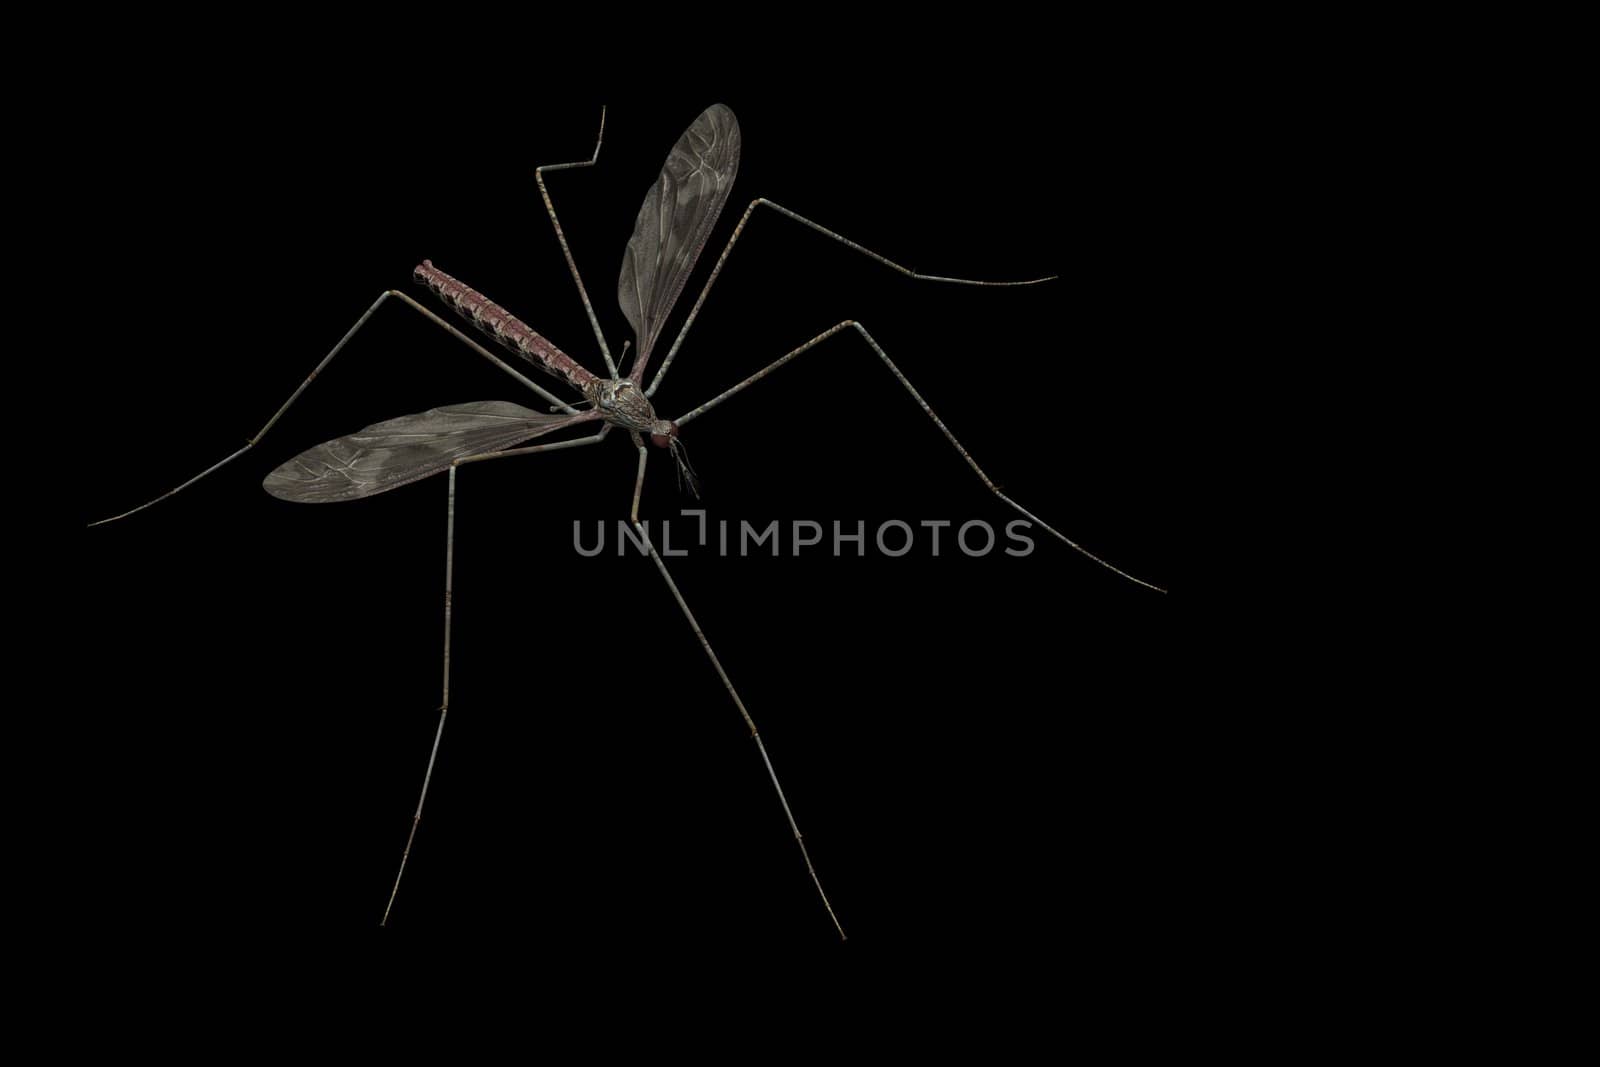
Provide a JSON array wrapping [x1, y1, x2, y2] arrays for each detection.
[[587, 378, 674, 443]]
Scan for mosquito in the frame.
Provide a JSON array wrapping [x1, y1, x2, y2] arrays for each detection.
[[90, 103, 1166, 940]]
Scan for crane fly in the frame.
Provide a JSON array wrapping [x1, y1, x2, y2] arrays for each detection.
[[89, 103, 1166, 940]]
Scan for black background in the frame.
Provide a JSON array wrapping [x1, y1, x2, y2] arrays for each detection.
[[78, 83, 1204, 959]]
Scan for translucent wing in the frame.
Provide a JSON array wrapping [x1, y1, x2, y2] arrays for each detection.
[[263, 401, 590, 503], [618, 103, 741, 382]]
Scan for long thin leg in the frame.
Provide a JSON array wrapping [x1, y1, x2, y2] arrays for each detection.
[[90, 290, 585, 526], [535, 106, 618, 377], [676, 321, 1166, 594], [644, 197, 1057, 396], [626, 435, 848, 940], [381, 425, 610, 927]]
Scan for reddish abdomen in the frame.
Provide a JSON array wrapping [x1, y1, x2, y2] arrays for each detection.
[[414, 260, 597, 391]]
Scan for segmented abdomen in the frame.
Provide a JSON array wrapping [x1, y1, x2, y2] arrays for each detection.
[[413, 260, 597, 391]]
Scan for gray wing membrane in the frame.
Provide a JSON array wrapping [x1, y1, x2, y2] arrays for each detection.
[[618, 103, 741, 378], [263, 401, 589, 503]]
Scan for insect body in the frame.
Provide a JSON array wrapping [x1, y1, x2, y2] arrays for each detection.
[[90, 103, 1164, 940]]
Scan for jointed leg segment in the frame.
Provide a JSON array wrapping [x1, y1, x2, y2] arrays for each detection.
[[90, 289, 586, 527], [626, 434, 848, 940], [381, 422, 610, 926], [535, 107, 618, 377], [675, 321, 1167, 594], [645, 197, 1057, 396]]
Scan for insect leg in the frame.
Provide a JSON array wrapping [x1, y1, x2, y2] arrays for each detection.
[[535, 106, 618, 377], [380, 424, 611, 926], [674, 321, 1166, 594], [90, 290, 586, 527], [626, 433, 847, 940], [645, 197, 1056, 397]]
